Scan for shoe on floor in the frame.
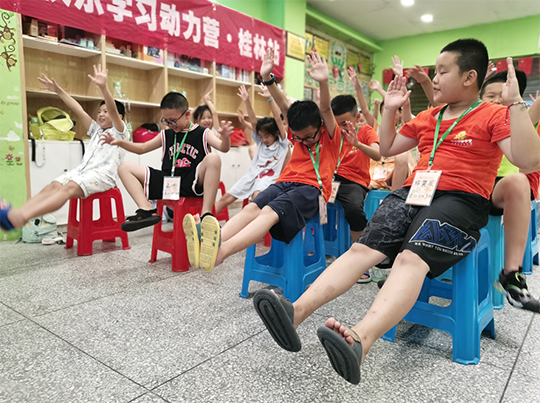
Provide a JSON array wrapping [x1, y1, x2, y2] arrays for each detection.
[[495, 268, 540, 313]]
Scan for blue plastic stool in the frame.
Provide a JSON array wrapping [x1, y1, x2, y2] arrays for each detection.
[[382, 228, 495, 365], [364, 189, 391, 221], [240, 216, 326, 302], [522, 200, 538, 275], [486, 215, 505, 309], [324, 201, 352, 258]]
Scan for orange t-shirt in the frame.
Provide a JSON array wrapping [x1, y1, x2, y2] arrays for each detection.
[[277, 122, 341, 201], [336, 125, 379, 188], [400, 102, 510, 200]]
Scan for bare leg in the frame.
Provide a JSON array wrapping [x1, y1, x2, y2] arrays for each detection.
[[215, 193, 237, 215], [491, 174, 531, 273], [326, 250, 430, 362], [8, 181, 84, 228], [196, 153, 221, 216], [251, 190, 261, 199], [118, 162, 153, 210], [216, 206, 279, 264], [16, 182, 62, 214], [221, 202, 262, 242], [293, 243, 386, 328], [390, 152, 411, 192]]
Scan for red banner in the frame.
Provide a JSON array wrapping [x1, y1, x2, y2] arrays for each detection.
[[0, 0, 286, 77], [518, 57, 533, 75]]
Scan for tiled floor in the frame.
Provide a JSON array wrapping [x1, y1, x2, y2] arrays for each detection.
[[0, 222, 539, 403]]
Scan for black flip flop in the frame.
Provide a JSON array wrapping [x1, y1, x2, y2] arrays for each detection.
[[253, 289, 301, 352], [317, 326, 363, 385], [121, 209, 161, 232]]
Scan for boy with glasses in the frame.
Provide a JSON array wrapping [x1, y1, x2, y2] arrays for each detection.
[[100, 92, 232, 232]]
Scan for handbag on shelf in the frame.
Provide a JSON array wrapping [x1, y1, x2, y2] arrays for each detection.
[[37, 106, 76, 141]]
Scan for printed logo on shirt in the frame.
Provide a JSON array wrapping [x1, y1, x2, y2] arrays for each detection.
[[451, 131, 472, 146], [409, 219, 477, 255]]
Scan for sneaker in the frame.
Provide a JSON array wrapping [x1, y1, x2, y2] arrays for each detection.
[[495, 268, 540, 313]]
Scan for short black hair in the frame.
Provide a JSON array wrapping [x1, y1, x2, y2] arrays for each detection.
[[255, 117, 279, 138], [99, 100, 125, 119], [331, 95, 357, 116], [480, 69, 527, 97], [193, 105, 211, 122], [440, 39, 488, 90], [287, 100, 321, 132], [160, 92, 189, 111]]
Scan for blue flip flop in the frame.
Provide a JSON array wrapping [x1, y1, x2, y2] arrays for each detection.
[[0, 200, 15, 231]]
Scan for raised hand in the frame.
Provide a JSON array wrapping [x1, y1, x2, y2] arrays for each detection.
[[373, 98, 382, 107], [257, 84, 271, 99], [99, 131, 119, 146], [219, 121, 234, 138], [384, 76, 411, 111], [204, 89, 214, 104], [369, 79, 382, 92], [237, 85, 250, 103], [501, 57, 523, 105], [88, 64, 108, 88], [237, 108, 246, 124], [529, 91, 540, 103], [347, 66, 360, 87], [406, 65, 429, 83], [342, 121, 359, 147], [391, 55, 404, 77], [484, 61, 497, 82], [306, 51, 328, 83], [37, 73, 60, 93], [260, 48, 275, 79]]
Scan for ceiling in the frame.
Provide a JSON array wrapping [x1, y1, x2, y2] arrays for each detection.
[[306, 0, 540, 41]]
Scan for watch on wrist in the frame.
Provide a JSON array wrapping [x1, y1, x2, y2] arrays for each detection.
[[262, 73, 276, 86]]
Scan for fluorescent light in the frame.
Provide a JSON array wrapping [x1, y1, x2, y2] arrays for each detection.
[[401, 0, 415, 6], [421, 14, 433, 23]]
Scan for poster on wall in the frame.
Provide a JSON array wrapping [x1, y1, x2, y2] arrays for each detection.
[[305, 33, 313, 54], [0, 9, 26, 241], [286, 31, 306, 61], [313, 36, 329, 60]]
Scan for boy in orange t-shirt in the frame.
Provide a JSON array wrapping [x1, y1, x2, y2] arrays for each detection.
[[252, 39, 540, 384], [183, 49, 354, 272]]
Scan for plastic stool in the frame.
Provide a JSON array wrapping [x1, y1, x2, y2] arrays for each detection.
[[150, 197, 204, 272], [382, 228, 495, 365], [485, 215, 505, 309], [213, 181, 229, 222], [240, 216, 326, 302], [522, 200, 538, 274], [324, 201, 351, 258], [364, 189, 391, 221], [242, 198, 271, 247], [65, 188, 130, 256]]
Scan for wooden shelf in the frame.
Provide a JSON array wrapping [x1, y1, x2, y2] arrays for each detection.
[[216, 111, 265, 120], [26, 90, 102, 102], [215, 77, 251, 87], [168, 66, 212, 80], [127, 100, 161, 108], [23, 35, 101, 58], [106, 53, 163, 70]]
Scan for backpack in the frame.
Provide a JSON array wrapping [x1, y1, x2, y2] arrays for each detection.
[[37, 106, 76, 141], [22, 214, 58, 243]]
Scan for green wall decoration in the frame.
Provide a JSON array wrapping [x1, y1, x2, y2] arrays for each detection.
[[0, 9, 25, 241]]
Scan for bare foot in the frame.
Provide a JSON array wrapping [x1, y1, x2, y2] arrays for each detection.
[[7, 209, 24, 229], [324, 317, 356, 349]]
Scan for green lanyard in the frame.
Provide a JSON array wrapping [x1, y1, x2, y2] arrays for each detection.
[[429, 100, 482, 168], [171, 122, 192, 176], [307, 142, 323, 193], [334, 126, 359, 177]]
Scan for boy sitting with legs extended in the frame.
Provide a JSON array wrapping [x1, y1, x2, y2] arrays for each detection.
[[0, 65, 128, 231], [252, 39, 540, 385]]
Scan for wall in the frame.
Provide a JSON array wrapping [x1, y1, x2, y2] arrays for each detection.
[[373, 16, 540, 88]]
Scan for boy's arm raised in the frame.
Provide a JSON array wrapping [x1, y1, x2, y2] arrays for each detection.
[[342, 121, 381, 161], [347, 67, 375, 128], [258, 84, 287, 140], [528, 91, 540, 126], [38, 74, 93, 131], [379, 76, 418, 157], [260, 48, 289, 118], [88, 64, 124, 133], [207, 121, 233, 152], [203, 89, 221, 130], [306, 51, 336, 136]]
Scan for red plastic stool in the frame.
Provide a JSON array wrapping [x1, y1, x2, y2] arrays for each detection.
[[242, 198, 271, 247], [150, 197, 204, 272], [65, 188, 130, 256], [213, 181, 229, 222]]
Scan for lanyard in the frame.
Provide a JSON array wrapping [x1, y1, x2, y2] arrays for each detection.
[[171, 122, 192, 176], [307, 142, 323, 193], [429, 100, 482, 168], [334, 125, 359, 177]]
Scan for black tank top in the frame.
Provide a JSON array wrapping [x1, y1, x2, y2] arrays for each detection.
[[160, 124, 210, 176]]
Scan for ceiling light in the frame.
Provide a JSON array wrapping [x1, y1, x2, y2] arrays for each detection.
[[421, 14, 433, 23], [401, 0, 415, 6]]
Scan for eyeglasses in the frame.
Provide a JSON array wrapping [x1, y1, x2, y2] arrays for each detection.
[[291, 123, 321, 144], [161, 109, 188, 127]]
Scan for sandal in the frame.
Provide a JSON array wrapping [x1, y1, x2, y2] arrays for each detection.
[[0, 200, 15, 231], [183, 214, 201, 268], [356, 270, 371, 284], [199, 214, 221, 272], [121, 209, 161, 232]]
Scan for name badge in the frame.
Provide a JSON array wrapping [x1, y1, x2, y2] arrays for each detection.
[[163, 176, 181, 200], [328, 181, 341, 204], [373, 166, 387, 180], [405, 170, 441, 206], [319, 194, 328, 225]]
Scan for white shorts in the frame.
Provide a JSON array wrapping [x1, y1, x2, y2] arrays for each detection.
[[54, 169, 116, 198]]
